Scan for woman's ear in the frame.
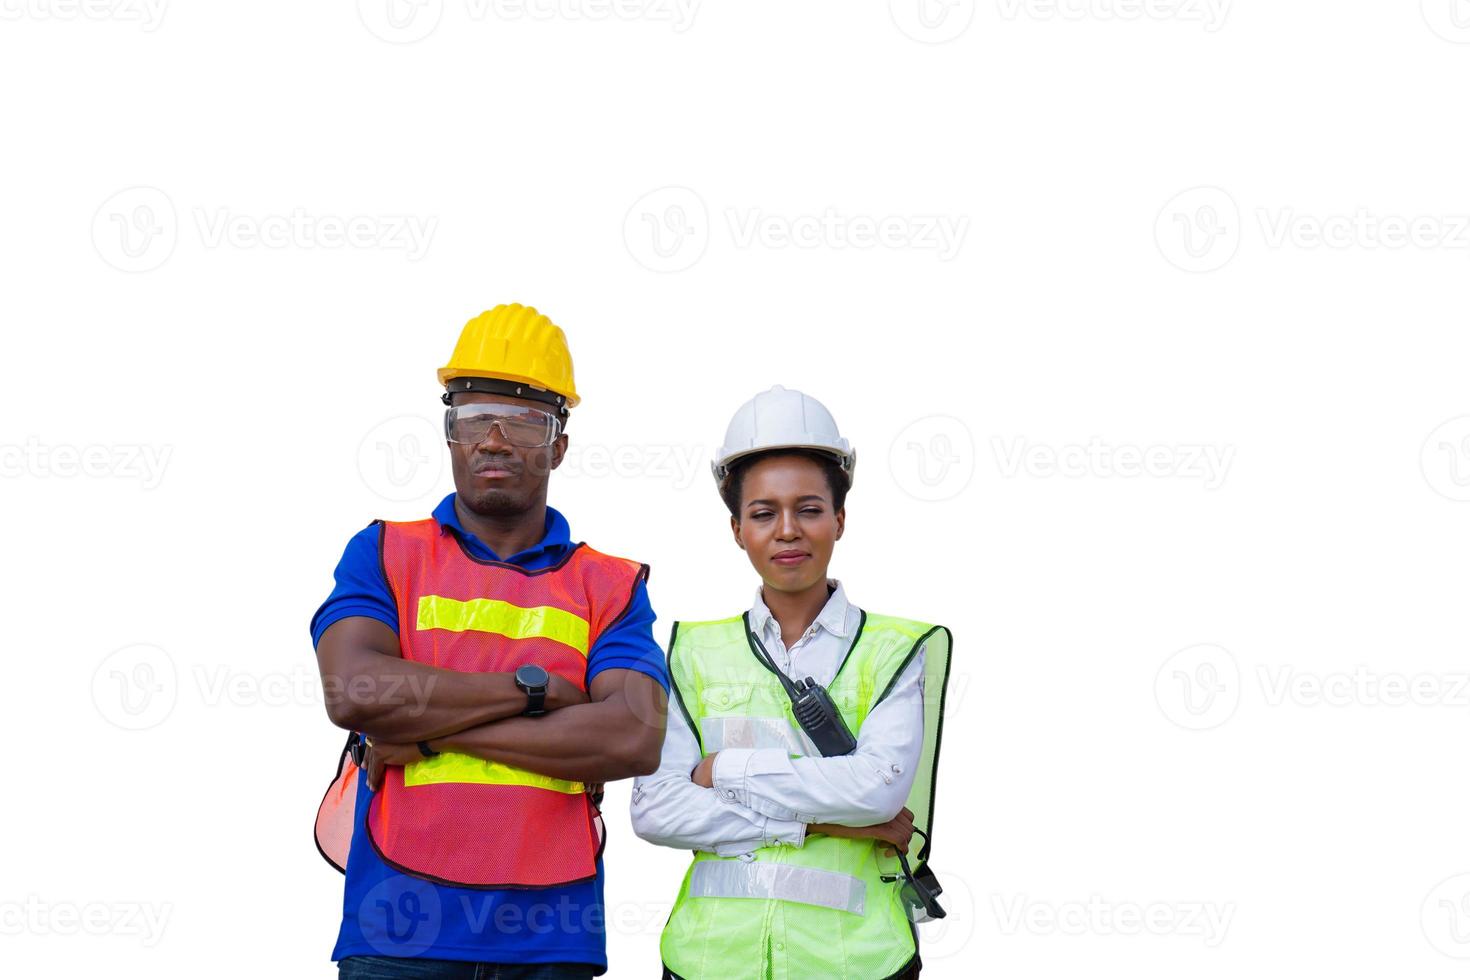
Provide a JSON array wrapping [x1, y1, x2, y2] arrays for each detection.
[[730, 515, 745, 551], [834, 506, 845, 541]]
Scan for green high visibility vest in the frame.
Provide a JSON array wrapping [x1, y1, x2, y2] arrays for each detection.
[[661, 610, 953, 980]]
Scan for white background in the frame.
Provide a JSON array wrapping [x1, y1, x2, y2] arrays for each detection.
[[3, 1, 1469, 977]]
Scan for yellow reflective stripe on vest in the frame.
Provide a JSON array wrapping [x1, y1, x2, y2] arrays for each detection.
[[404, 751, 585, 795], [689, 861, 867, 916], [416, 595, 590, 655]]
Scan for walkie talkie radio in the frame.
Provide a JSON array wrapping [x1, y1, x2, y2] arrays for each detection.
[[746, 616, 859, 758], [788, 676, 858, 757]]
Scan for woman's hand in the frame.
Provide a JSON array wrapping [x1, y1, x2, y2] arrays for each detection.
[[362, 737, 424, 791], [690, 752, 719, 788], [809, 807, 915, 856]]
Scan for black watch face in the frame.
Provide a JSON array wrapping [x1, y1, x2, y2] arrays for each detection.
[[516, 664, 550, 689]]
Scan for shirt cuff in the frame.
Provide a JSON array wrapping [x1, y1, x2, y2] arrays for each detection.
[[713, 748, 806, 821], [711, 748, 755, 806], [764, 817, 806, 850], [708, 816, 806, 857]]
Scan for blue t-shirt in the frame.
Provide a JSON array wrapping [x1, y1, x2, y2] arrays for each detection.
[[311, 494, 667, 970]]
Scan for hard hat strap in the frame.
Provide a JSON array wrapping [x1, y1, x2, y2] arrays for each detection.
[[441, 376, 568, 416]]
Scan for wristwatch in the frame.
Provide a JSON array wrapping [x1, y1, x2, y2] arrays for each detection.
[[515, 663, 551, 717]]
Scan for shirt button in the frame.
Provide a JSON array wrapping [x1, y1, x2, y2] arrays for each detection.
[[891, 764, 903, 775], [723, 789, 737, 800], [775, 943, 785, 951]]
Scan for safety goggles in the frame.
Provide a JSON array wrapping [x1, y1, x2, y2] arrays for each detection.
[[444, 402, 563, 448], [881, 827, 947, 923]]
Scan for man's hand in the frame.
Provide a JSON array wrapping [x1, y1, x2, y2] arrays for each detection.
[[317, 617, 583, 741], [809, 807, 916, 856], [433, 669, 666, 783], [362, 737, 422, 792], [690, 752, 719, 788], [546, 673, 592, 711]]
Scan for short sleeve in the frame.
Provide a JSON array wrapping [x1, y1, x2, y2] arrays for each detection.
[[309, 523, 398, 648], [586, 578, 668, 691]]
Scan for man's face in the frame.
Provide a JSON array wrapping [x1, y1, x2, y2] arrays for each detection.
[[447, 392, 567, 518], [730, 454, 844, 595]]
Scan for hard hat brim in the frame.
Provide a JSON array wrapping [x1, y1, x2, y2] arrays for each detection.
[[711, 443, 857, 486], [438, 368, 581, 408]]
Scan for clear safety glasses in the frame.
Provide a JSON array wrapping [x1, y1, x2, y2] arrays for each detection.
[[881, 827, 947, 923], [444, 402, 563, 448]]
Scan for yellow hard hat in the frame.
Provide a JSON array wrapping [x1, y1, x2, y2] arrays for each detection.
[[438, 304, 580, 410]]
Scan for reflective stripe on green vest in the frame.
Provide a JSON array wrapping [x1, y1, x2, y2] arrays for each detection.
[[661, 611, 953, 980]]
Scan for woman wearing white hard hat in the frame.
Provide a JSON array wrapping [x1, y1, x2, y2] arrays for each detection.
[[632, 385, 954, 980]]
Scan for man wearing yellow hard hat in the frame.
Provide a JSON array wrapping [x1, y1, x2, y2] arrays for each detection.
[[310, 304, 669, 978]]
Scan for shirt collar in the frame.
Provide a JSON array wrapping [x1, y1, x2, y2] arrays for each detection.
[[749, 578, 852, 640], [431, 492, 573, 564]]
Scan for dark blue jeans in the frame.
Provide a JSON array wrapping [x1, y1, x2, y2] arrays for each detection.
[[338, 956, 595, 980]]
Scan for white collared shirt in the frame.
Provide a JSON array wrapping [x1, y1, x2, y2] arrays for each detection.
[[631, 580, 926, 856]]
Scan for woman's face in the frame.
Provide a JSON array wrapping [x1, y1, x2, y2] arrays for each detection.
[[730, 454, 844, 595]]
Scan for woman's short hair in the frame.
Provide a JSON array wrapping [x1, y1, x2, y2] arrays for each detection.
[[718, 448, 850, 519]]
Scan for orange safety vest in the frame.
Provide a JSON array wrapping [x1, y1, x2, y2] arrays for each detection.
[[314, 518, 648, 889]]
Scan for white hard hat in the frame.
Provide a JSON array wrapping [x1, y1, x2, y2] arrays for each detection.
[[711, 385, 857, 487]]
